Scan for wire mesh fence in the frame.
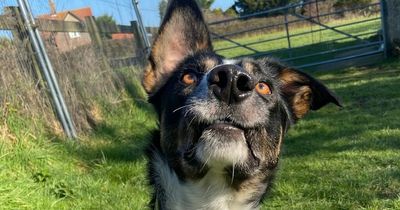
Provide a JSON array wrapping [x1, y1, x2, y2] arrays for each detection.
[[0, 0, 148, 137]]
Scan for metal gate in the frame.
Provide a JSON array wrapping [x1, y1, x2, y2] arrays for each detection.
[[208, 0, 386, 70]]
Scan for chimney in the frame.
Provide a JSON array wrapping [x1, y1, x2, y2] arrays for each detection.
[[49, 0, 56, 15]]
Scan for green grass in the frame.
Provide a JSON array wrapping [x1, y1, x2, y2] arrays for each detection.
[[263, 59, 400, 209], [2, 59, 400, 209], [0, 78, 157, 209], [213, 16, 382, 66]]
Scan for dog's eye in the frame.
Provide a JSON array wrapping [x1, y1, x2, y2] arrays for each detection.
[[181, 73, 197, 85], [255, 82, 272, 95]]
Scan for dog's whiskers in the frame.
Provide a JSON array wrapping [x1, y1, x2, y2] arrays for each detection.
[[172, 104, 193, 113], [231, 163, 235, 184]]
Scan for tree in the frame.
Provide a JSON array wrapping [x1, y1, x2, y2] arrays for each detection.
[[159, 0, 215, 21], [159, 0, 215, 20], [233, 0, 296, 17], [159, 0, 168, 21], [195, 0, 215, 10], [333, 0, 372, 9], [96, 14, 117, 39], [224, 6, 238, 17]]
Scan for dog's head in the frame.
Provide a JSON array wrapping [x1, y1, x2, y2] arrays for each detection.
[[143, 0, 341, 201]]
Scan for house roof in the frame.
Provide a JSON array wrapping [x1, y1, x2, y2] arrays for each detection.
[[38, 7, 93, 22]]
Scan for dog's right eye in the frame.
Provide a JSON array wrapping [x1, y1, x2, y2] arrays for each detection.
[[181, 73, 197, 86]]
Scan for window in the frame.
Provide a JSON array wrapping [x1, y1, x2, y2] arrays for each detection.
[[68, 32, 81, 39]]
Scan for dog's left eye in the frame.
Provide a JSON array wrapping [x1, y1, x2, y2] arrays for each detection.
[[181, 73, 197, 85], [255, 82, 272, 95]]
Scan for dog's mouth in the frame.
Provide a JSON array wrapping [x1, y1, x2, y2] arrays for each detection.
[[201, 117, 245, 133], [183, 117, 258, 170]]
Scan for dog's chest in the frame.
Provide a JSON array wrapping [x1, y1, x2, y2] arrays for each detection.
[[153, 153, 258, 210]]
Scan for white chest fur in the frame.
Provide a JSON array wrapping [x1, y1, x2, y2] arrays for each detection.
[[152, 152, 258, 210]]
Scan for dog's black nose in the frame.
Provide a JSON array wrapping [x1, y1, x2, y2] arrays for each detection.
[[208, 64, 254, 104]]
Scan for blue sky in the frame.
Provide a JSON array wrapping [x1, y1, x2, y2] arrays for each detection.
[[28, 0, 235, 27]]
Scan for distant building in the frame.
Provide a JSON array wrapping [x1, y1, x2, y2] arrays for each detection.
[[38, 7, 93, 52], [111, 33, 134, 40]]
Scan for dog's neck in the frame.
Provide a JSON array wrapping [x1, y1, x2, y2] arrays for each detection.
[[150, 150, 262, 210]]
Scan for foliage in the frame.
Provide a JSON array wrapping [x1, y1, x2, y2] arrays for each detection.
[[95, 14, 117, 39], [0, 38, 12, 48], [195, 0, 215, 10], [333, 0, 373, 9], [233, 0, 297, 16], [232, 0, 373, 17], [159, 0, 168, 21], [159, 0, 214, 20]]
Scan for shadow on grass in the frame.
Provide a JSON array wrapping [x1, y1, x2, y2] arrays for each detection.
[[233, 36, 381, 67], [53, 71, 157, 166]]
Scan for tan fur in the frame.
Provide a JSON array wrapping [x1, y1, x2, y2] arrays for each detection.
[[292, 86, 312, 119], [242, 62, 255, 74], [274, 126, 284, 159], [143, 66, 157, 94], [202, 57, 218, 71], [279, 69, 312, 119]]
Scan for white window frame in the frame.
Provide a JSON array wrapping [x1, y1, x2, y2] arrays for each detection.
[[68, 31, 81, 39]]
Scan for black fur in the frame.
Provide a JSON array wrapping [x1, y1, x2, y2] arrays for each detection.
[[143, 0, 341, 209]]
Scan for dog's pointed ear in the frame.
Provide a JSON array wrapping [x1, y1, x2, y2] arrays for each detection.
[[143, 0, 212, 94], [278, 68, 342, 121]]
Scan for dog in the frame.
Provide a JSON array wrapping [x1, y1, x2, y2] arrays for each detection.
[[142, 0, 341, 209]]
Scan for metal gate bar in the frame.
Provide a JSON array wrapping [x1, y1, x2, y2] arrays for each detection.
[[290, 13, 367, 43], [209, 0, 385, 70], [296, 49, 383, 69], [211, 32, 259, 53], [235, 33, 382, 60], [215, 18, 380, 53], [17, 0, 77, 138], [282, 41, 383, 62], [211, 2, 379, 40]]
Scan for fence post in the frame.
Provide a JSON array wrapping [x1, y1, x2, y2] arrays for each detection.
[[5, 6, 44, 87], [85, 16, 104, 50], [131, 20, 146, 63], [381, 0, 400, 57], [284, 13, 292, 57], [85, 16, 110, 69], [131, 0, 151, 56], [16, 0, 77, 138]]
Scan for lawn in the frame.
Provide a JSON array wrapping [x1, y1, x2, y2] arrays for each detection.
[[213, 15, 382, 67], [0, 78, 157, 209], [1, 58, 400, 209], [263, 59, 400, 209]]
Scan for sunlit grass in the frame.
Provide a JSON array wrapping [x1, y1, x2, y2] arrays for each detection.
[[213, 15, 381, 66], [0, 76, 156, 209], [1, 58, 400, 208], [262, 59, 400, 209]]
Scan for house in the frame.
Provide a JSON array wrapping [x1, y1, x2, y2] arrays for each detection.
[[111, 33, 134, 40], [38, 7, 93, 52]]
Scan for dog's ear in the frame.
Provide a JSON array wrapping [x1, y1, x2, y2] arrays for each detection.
[[278, 68, 342, 121], [143, 0, 212, 94]]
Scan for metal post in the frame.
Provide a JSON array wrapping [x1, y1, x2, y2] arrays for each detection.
[[380, 0, 389, 58], [17, 0, 77, 138], [132, 0, 151, 55], [131, 21, 146, 62], [284, 13, 292, 56]]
